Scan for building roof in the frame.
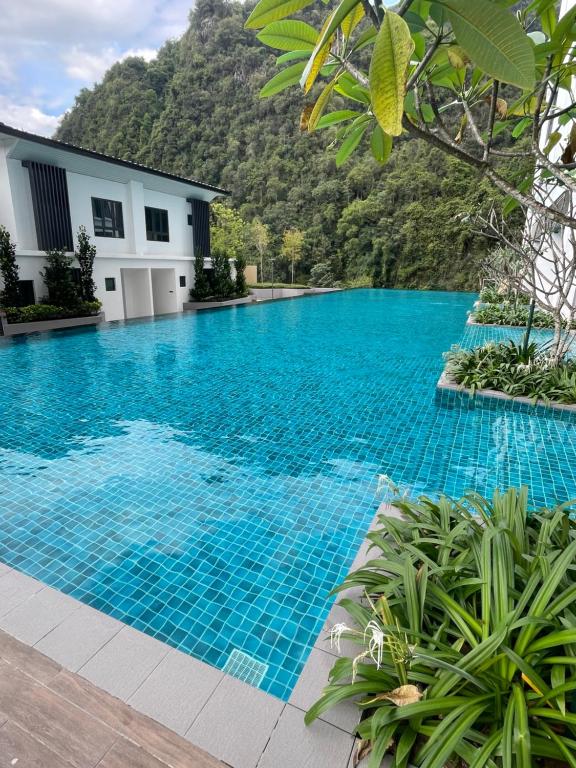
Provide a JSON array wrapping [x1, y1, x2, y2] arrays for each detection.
[[0, 122, 229, 197]]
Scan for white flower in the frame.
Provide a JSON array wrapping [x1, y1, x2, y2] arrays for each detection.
[[364, 620, 385, 668], [330, 623, 351, 654]]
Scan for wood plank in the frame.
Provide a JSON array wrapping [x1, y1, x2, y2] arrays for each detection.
[[0, 720, 77, 768], [0, 660, 118, 767], [49, 670, 224, 768], [0, 629, 61, 684], [95, 738, 170, 768]]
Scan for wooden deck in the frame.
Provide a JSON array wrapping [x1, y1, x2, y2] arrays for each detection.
[[0, 629, 226, 768]]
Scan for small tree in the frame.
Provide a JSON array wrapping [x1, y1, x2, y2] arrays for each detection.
[[191, 249, 211, 300], [281, 228, 304, 284], [235, 252, 248, 296], [211, 246, 235, 298], [310, 262, 336, 288], [75, 226, 97, 301], [250, 217, 269, 283], [41, 249, 79, 308], [372, 246, 385, 288], [0, 225, 21, 307]]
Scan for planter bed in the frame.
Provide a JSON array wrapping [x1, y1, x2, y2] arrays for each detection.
[[0, 311, 104, 337], [183, 296, 255, 311], [436, 367, 576, 415]]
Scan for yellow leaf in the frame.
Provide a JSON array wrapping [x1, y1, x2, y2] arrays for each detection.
[[369, 11, 415, 137], [302, 14, 335, 93], [341, 4, 364, 39], [447, 44, 470, 69], [308, 82, 335, 131], [300, 104, 314, 131]]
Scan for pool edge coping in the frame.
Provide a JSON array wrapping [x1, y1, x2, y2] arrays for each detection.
[[0, 503, 395, 768]]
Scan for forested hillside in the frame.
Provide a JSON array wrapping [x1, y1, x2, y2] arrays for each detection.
[[56, 0, 508, 289]]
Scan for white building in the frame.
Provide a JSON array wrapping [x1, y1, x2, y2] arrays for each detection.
[[0, 123, 226, 321]]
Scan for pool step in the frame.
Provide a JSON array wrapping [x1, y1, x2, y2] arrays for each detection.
[[223, 649, 268, 687]]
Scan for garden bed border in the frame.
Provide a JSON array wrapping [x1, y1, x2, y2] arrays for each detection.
[[0, 311, 105, 337]]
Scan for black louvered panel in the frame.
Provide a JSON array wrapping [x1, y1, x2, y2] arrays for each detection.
[[189, 199, 211, 258], [23, 160, 73, 251]]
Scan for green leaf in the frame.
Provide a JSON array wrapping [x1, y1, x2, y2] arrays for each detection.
[[276, 50, 313, 64], [369, 11, 415, 137], [435, 0, 536, 90], [259, 61, 307, 97], [316, 109, 362, 129], [512, 685, 531, 768], [245, 0, 315, 29], [370, 124, 393, 164], [336, 123, 368, 167], [257, 20, 319, 51]]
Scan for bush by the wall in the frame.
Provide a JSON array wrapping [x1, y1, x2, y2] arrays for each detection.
[[3, 301, 101, 324], [41, 249, 80, 308]]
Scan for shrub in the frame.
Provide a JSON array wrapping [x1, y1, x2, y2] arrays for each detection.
[[4, 301, 101, 324], [234, 251, 248, 297], [445, 340, 576, 404], [473, 303, 555, 328], [191, 250, 211, 301], [0, 225, 21, 307], [75, 226, 97, 301], [41, 249, 79, 308], [310, 262, 339, 288], [209, 246, 235, 299], [308, 488, 576, 768]]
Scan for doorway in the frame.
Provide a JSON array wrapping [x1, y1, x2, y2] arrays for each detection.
[[151, 268, 178, 315]]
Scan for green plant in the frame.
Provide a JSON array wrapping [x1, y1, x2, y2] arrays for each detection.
[[473, 304, 556, 329], [308, 488, 576, 767], [4, 301, 101, 324], [75, 226, 97, 301], [210, 246, 235, 299], [310, 262, 339, 288], [234, 251, 248, 297], [191, 250, 211, 301], [41, 249, 79, 308], [0, 225, 21, 307], [445, 341, 576, 404]]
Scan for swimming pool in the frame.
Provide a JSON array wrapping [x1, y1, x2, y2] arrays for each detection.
[[1, 289, 575, 698]]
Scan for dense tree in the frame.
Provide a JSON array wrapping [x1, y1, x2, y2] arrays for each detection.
[[56, 0, 507, 290], [0, 226, 21, 307], [75, 226, 97, 301]]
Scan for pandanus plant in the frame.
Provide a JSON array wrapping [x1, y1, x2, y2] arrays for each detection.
[[307, 488, 576, 767]]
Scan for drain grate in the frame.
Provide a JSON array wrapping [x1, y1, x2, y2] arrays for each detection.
[[223, 649, 269, 687]]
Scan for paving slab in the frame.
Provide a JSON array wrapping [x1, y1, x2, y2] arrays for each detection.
[[289, 647, 359, 733], [187, 675, 285, 768], [35, 604, 123, 671], [0, 587, 80, 645], [0, 572, 44, 617], [129, 649, 223, 736], [78, 626, 170, 701], [258, 704, 354, 768]]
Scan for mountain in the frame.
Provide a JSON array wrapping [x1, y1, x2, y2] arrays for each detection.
[[56, 0, 503, 289]]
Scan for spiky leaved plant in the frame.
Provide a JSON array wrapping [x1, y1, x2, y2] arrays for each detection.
[[307, 488, 576, 768]]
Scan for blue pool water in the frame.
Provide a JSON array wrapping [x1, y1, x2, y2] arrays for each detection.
[[1, 289, 576, 699]]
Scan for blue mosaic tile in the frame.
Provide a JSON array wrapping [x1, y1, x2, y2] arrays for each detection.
[[0, 290, 575, 700]]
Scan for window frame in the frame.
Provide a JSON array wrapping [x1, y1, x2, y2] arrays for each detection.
[[92, 197, 125, 239], [145, 206, 170, 242], [104, 277, 116, 292]]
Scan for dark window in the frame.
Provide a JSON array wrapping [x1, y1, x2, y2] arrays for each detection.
[[18, 280, 35, 305], [105, 277, 116, 292], [187, 214, 193, 226], [92, 198, 124, 238], [179, 275, 186, 288], [145, 207, 169, 242], [69, 268, 82, 286]]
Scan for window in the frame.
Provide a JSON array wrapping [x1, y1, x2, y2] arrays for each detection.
[[92, 198, 124, 238], [69, 268, 82, 287], [145, 206, 169, 242], [105, 277, 116, 292], [187, 214, 193, 226], [179, 275, 186, 288]]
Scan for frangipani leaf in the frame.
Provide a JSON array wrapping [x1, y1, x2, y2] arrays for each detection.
[[436, 0, 536, 90], [260, 61, 306, 97], [370, 124, 393, 164], [336, 123, 368, 166], [341, 3, 364, 39], [316, 109, 361, 129], [308, 81, 335, 131], [245, 0, 315, 29], [257, 20, 319, 51], [369, 11, 414, 137]]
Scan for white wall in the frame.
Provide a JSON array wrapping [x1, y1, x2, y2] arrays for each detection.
[[143, 188, 193, 259]]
